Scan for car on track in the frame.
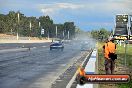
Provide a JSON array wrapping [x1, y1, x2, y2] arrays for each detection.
[[80, 41, 89, 51], [50, 40, 64, 51]]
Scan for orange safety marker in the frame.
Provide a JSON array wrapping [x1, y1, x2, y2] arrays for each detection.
[[78, 66, 85, 77]]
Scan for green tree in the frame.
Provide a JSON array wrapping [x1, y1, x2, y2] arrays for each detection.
[[6, 11, 18, 34], [91, 28, 110, 41], [39, 16, 54, 37], [55, 24, 64, 39], [64, 22, 75, 39], [0, 11, 76, 39]]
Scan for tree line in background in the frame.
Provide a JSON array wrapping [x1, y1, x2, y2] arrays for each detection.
[[90, 28, 111, 41], [0, 11, 75, 39]]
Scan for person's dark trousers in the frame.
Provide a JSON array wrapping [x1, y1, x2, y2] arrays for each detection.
[[110, 59, 115, 74], [105, 59, 115, 74]]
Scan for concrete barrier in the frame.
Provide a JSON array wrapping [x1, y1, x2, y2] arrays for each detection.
[[66, 51, 93, 88], [76, 49, 97, 88]]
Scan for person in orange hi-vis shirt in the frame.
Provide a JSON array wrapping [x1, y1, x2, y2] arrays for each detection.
[[103, 37, 116, 74]]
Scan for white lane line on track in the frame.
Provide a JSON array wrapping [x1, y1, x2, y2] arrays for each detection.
[[32, 47, 36, 48], [0, 48, 28, 53], [42, 46, 47, 47]]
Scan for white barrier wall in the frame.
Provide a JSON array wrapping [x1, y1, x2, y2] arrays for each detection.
[[76, 49, 97, 88]]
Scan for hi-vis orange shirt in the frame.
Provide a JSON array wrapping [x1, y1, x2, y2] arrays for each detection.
[[104, 43, 109, 58], [107, 41, 116, 53], [104, 41, 116, 59]]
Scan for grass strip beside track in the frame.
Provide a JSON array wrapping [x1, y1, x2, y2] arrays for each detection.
[[98, 42, 132, 88]]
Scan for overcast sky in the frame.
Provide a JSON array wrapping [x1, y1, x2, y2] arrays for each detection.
[[0, 0, 132, 31]]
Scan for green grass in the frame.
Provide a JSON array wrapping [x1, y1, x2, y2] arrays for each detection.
[[117, 80, 132, 88], [116, 44, 132, 67], [116, 44, 132, 88], [98, 42, 106, 74], [98, 42, 132, 88]]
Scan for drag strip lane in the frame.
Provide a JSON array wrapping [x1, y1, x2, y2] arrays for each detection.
[[0, 42, 88, 88]]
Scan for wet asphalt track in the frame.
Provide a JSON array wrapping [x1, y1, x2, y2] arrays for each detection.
[[0, 41, 91, 88]]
